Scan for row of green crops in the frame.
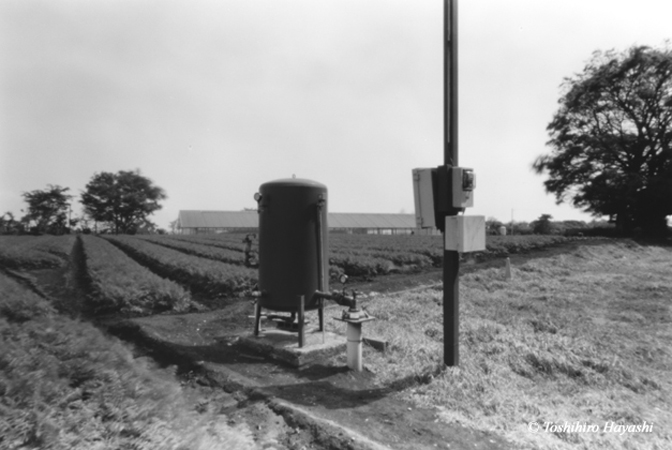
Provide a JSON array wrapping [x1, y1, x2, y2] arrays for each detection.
[[141, 233, 570, 279], [0, 235, 75, 269], [330, 233, 442, 254], [105, 236, 256, 300], [136, 235, 245, 265], [330, 248, 435, 274], [328, 234, 569, 276], [0, 270, 56, 322], [484, 234, 569, 255], [79, 235, 193, 315], [62, 233, 573, 314], [0, 272, 255, 450], [328, 253, 397, 277], [329, 233, 569, 259], [159, 233, 433, 277], [171, 234, 248, 252]]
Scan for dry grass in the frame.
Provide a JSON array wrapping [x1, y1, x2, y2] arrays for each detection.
[[329, 240, 672, 449]]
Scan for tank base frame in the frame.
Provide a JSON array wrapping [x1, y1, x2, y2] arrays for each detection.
[[254, 296, 325, 348]]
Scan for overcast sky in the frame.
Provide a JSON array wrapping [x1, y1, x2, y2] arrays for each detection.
[[2, 0, 671, 229]]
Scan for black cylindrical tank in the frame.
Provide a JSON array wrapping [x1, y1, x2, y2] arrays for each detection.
[[256, 178, 328, 312]]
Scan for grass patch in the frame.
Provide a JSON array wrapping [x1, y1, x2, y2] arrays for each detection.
[[328, 240, 672, 449]]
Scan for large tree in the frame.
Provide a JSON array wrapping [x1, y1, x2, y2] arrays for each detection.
[[534, 45, 672, 237], [81, 170, 166, 234], [21, 185, 72, 234]]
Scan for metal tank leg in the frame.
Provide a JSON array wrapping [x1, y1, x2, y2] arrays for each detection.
[[254, 302, 262, 337], [318, 298, 324, 331], [298, 295, 305, 348], [319, 299, 326, 343]]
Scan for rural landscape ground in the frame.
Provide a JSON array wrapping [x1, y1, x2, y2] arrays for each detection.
[[1, 232, 670, 449]]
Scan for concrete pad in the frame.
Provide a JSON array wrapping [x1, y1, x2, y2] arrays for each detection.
[[239, 328, 345, 369]]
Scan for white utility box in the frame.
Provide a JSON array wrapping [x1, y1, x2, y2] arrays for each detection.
[[445, 216, 486, 252], [412, 168, 435, 228]]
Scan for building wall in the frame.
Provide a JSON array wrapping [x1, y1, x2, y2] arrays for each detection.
[[180, 226, 436, 235], [179, 227, 258, 235]]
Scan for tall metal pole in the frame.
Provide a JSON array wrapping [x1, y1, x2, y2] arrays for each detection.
[[444, 0, 459, 366]]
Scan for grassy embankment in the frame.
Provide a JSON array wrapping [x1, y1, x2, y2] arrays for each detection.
[[327, 240, 671, 450], [0, 271, 258, 450]]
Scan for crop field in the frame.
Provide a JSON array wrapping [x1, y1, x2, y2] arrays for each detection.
[[0, 232, 669, 449], [0, 271, 256, 449], [135, 234, 246, 265], [104, 235, 257, 305], [79, 235, 194, 315], [159, 232, 569, 278], [0, 235, 75, 269]]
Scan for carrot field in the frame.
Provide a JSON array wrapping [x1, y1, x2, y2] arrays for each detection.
[[1, 232, 668, 449], [0, 271, 257, 450]]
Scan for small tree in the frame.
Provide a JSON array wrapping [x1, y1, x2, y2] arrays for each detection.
[[531, 214, 554, 235], [21, 185, 72, 234], [0, 212, 21, 234], [81, 170, 166, 234], [485, 217, 505, 235]]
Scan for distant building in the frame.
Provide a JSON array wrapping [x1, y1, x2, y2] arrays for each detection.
[[176, 210, 433, 235], [177, 211, 258, 234]]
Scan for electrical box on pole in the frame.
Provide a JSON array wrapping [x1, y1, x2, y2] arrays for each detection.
[[444, 216, 486, 252], [412, 168, 436, 229], [412, 167, 485, 251], [450, 167, 475, 208]]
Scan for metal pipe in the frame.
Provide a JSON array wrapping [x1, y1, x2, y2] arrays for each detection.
[[316, 195, 326, 335], [314, 290, 356, 309], [446, 0, 458, 167], [316, 196, 326, 293], [444, 0, 460, 367], [346, 322, 363, 372]]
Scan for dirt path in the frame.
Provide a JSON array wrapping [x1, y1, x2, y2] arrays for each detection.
[[103, 306, 510, 450]]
